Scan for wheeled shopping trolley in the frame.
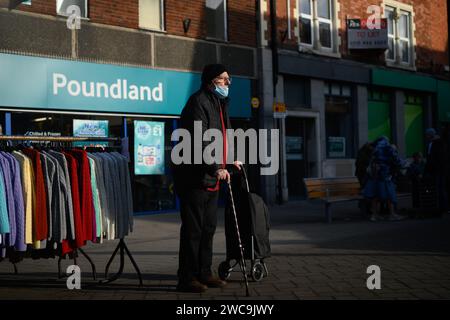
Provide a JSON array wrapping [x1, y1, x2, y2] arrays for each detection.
[[219, 167, 271, 287]]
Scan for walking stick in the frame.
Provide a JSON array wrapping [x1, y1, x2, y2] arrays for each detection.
[[227, 179, 250, 297]]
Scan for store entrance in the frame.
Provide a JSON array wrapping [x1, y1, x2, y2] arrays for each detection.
[[285, 116, 316, 200]]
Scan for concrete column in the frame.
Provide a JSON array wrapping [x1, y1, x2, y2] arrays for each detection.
[[311, 79, 326, 176], [393, 90, 406, 157], [274, 75, 288, 202], [258, 48, 277, 205], [356, 85, 369, 147]]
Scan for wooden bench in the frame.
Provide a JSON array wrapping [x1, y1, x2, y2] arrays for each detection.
[[303, 176, 412, 223], [303, 177, 362, 223]]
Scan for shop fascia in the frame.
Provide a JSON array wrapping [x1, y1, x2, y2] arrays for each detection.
[[52, 73, 164, 102]]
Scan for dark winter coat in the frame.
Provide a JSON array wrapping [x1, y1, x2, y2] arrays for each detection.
[[425, 137, 449, 177], [172, 87, 234, 194]]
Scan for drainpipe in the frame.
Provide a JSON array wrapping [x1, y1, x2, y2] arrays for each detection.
[[270, 0, 284, 204], [447, 0, 450, 70], [270, 0, 279, 91]]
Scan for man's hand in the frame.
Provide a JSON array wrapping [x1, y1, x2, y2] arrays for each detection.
[[215, 168, 230, 183]]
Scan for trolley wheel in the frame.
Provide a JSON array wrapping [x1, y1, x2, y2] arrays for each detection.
[[251, 262, 265, 282], [218, 261, 232, 280]]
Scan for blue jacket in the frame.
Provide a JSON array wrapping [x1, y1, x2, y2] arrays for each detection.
[[369, 138, 404, 181]]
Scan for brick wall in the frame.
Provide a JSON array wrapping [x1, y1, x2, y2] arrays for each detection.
[[268, 0, 449, 74], [16, 0, 55, 16], [16, 0, 256, 47]]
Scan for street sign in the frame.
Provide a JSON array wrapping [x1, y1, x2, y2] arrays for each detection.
[[251, 97, 260, 109], [273, 102, 286, 113], [273, 112, 287, 119], [273, 102, 287, 118], [347, 18, 388, 50]]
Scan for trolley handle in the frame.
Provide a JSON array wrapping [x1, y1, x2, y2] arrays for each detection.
[[241, 165, 250, 193], [230, 163, 250, 193]]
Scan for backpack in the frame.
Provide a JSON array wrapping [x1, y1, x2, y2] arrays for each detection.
[[367, 150, 381, 179]]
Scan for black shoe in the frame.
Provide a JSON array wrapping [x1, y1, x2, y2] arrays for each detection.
[[176, 279, 208, 293], [199, 275, 227, 288]]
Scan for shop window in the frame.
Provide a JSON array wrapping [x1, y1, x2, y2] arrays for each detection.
[[404, 94, 424, 157], [368, 90, 392, 142], [206, 0, 228, 41], [10, 112, 123, 139], [325, 82, 354, 159], [284, 77, 311, 108], [128, 117, 177, 213], [324, 82, 351, 97], [56, 0, 88, 18], [299, 0, 339, 54], [139, 0, 165, 31], [7, 112, 179, 213], [384, 1, 415, 68]]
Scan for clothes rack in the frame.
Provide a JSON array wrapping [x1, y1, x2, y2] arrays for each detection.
[[0, 135, 142, 286], [102, 238, 143, 286]]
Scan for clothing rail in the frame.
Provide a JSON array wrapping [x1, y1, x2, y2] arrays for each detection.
[[0, 135, 142, 287], [0, 135, 120, 142]]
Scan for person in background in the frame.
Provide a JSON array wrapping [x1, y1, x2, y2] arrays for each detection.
[[363, 136, 406, 221], [355, 141, 375, 188], [407, 152, 426, 210], [355, 141, 375, 217], [424, 128, 449, 216]]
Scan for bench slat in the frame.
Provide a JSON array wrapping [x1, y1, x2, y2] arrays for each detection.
[[304, 177, 359, 185], [308, 191, 361, 198]]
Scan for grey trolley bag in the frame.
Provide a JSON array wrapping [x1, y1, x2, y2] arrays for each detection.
[[220, 166, 271, 296]]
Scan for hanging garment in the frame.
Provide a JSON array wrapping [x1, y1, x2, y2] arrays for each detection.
[[0, 164, 10, 235], [87, 157, 102, 241], [0, 152, 25, 252], [12, 151, 33, 245], [22, 149, 48, 242], [104, 153, 124, 238], [87, 153, 109, 240], [49, 151, 75, 241], [0, 153, 17, 248], [39, 152, 54, 243], [68, 150, 95, 242], [95, 153, 117, 240], [40, 151, 63, 243], [63, 152, 85, 248], [111, 152, 134, 236]]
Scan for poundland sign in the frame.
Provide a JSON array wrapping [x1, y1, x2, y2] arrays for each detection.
[[53, 73, 164, 102], [0, 53, 251, 118]]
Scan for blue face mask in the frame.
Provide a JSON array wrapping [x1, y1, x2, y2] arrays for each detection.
[[214, 85, 229, 99]]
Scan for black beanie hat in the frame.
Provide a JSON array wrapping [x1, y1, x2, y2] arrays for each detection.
[[201, 64, 228, 85]]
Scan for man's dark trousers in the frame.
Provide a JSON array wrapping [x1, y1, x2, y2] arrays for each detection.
[[178, 188, 219, 283]]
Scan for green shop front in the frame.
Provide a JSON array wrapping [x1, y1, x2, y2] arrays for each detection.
[[369, 68, 450, 157], [0, 53, 252, 214]]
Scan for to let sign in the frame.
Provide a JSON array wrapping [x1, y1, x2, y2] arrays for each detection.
[[347, 19, 389, 50]]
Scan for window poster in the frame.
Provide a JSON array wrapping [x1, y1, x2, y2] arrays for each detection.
[[134, 121, 165, 175]]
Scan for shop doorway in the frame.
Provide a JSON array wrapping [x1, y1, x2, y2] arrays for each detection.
[[285, 115, 318, 200]]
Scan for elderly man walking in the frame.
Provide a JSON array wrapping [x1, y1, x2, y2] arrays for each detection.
[[173, 64, 241, 293]]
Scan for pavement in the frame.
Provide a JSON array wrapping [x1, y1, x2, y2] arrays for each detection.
[[1, 197, 450, 300]]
